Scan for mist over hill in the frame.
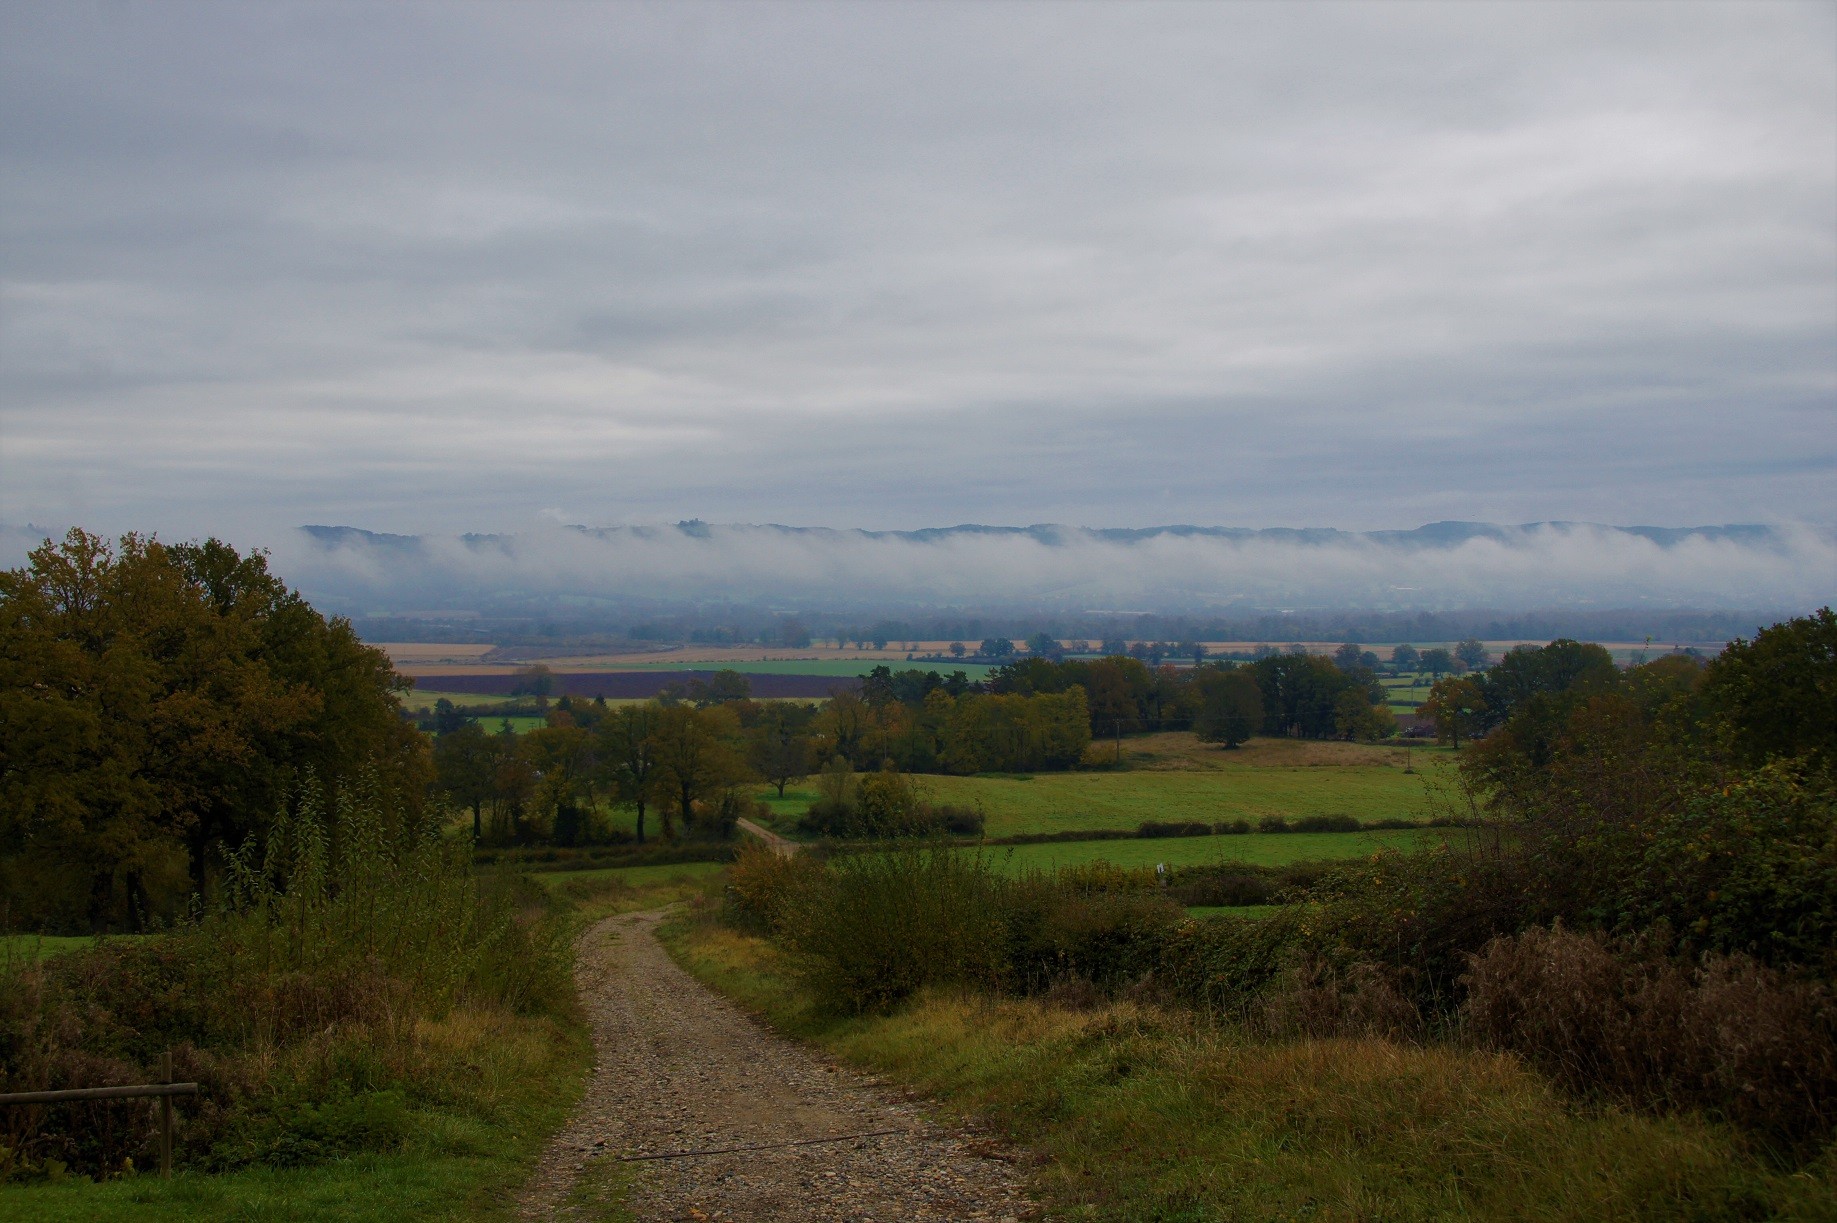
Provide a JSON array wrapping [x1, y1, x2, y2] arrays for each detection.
[[264, 520, 1833, 630]]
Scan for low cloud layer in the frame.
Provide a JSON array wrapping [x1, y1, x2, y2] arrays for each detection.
[[1, 3, 1833, 537], [275, 521, 1836, 615]]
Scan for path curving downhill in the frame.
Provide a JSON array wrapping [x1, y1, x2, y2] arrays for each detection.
[[519, 909, 1035, 1222]]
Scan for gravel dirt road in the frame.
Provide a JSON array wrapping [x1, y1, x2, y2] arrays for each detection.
[[519, 908, 1036, 1221]]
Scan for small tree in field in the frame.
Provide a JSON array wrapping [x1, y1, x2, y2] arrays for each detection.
[[1421, 676, 1487, 749], [1194, 668, 1262, 749]]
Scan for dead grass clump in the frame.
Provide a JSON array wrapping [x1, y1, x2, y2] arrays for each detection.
[[1461, 924, 1837, 1148], [1257, 956, 1424, 1041]]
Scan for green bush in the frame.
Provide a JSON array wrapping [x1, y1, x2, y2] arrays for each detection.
[[1004, 878, 1183, 991], [779, 846, 1008, 1011], [1620, 763, 1837, 973], [205, 1089, 407, 1171], [1138, 820, 1211, 838], [1463, 925, 1837, 1150]]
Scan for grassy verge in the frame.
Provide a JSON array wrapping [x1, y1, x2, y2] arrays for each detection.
[[662, 916, 1836, 1223], [0, 993, 589, 1223], [0, 856, 714, 1222], [532, 861, 727, 922]]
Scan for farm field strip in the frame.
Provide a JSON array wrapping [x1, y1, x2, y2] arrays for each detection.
[[0, 934, 138, 962], [922, 765, 1447, 838], [972, 827, 1440, 871]]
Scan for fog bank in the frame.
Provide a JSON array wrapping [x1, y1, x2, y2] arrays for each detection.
[[266, 520, 1834, 616]]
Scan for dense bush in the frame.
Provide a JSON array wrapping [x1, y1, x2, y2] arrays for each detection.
[[0, 776, 572, 1181], [1138, 820, 1211, 838], [1004, 880, 1183, 992], [1463, 925, 1837, 1149], [798, 764, 985, 839], [777, 846, 1008, 1011], [724, 840, 825, 935], [1165, 860, 1334, 908]]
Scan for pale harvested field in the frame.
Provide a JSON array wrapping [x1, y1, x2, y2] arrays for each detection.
[[377, 642, 499, 666]]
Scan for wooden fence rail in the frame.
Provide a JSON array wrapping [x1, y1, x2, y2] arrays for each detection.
[[0, 1052, 197, 1177]]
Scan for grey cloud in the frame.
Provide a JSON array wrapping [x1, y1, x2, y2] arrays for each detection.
[[0, 1, 1832, 552]]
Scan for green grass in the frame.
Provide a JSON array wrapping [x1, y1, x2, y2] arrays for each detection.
[[921, 763, 1448, 838], [478, 715, 545, 734], [0, 934, 136, 962], [529, 860, 726, 922], [976, 828, 1438, 873], [663, 920, 1836, 1223], [585, 658, 996, 679], [1185, 904, 1281, 919], [0, 1007, 589, 1222]]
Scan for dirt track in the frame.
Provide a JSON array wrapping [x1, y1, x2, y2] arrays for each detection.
[[518, 909, 1034, 1221]]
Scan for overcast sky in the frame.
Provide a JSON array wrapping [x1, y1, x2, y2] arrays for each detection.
[[2, 1, 1834, 554]]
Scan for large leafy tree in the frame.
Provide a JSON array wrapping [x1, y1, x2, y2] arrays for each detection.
[[1192, 667, 1261, 748], [0, 530, 427, 930], [1700, 607, 1837, 770], [647, 705, 746, 839]]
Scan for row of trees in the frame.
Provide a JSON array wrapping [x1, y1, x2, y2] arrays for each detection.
[[432, 699, 769, 846], [974, 652, 1395, 744], [429, 680, 1099, 842]]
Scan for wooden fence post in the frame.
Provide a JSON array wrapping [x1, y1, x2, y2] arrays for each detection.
[[159, 1052, 172, 1179]]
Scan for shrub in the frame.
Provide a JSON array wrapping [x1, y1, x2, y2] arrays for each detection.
[[779, 847, 1007, 1011], [1158, 909, 1307, 1012], [931, 804, 986, 836], [799, 766, 983, 839], [1619, 763, 1837, 973], [1258, 956, 1422, 1040], [1213, 819, 1253, 835], [725, 840, 823, 935], [1462, 925, 1837, 1148], [1139, 820, 1212, 838], [1005, 883, 1185, 992], [1258, 816, 1290, 833], [1291, 813, 1361, 833]]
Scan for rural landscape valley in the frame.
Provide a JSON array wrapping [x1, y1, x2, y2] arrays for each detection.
[[2, 530, 1834, 1220], [4, 3, 1834, 1219]]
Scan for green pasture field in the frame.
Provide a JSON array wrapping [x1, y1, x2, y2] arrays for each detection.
[[1381, 677, 1433, 711], [587, 658, 995, 679], [972, 828, 1440, 873], [480, 716, 546, 734], [0, 934, 133, 962], [397, 689, 506, 711], [920, 762, 1449, 839], [749, 737, 1454, 839]]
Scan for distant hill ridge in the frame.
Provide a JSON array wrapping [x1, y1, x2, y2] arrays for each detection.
[[301, 520, 1783, 553]]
